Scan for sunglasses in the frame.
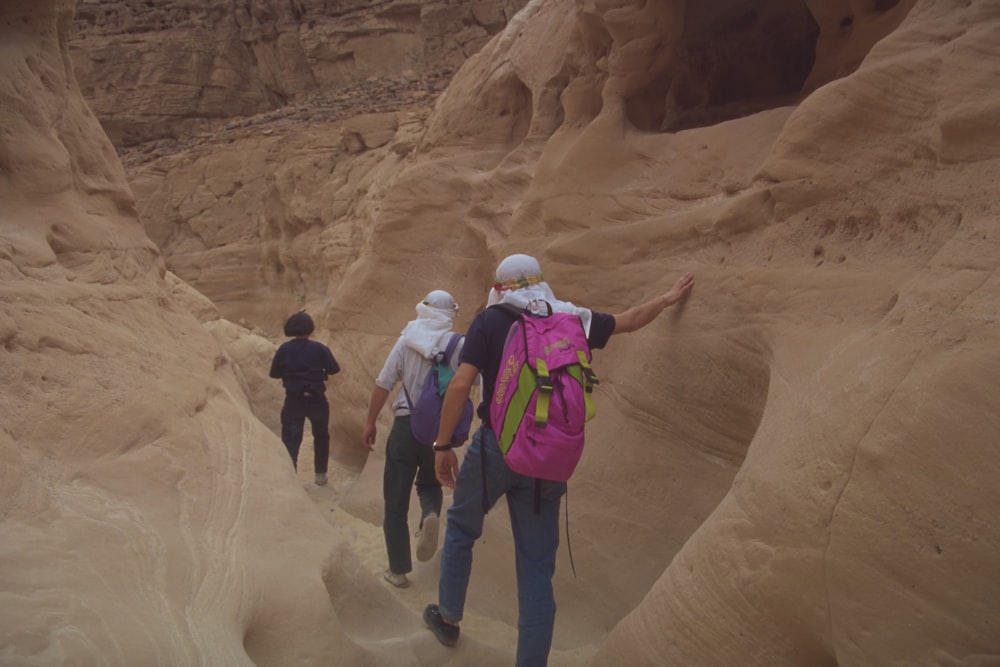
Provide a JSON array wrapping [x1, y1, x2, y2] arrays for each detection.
[[423, 301, 459, 312]]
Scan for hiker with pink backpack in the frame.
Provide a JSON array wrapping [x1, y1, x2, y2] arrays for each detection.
[[361, 290, 474, 589], [422, 254, 695, 666]]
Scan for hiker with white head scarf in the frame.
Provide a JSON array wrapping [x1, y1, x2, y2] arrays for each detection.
[[361, 289, 465, 589], [422, 253, 695, 665], [486, 253, 593, 334], [401, 289, 460, 358]]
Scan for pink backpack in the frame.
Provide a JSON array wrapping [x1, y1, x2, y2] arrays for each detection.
[[490, 304, 600, 482]]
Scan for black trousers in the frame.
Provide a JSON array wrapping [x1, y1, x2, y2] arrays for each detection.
[[280, 392, 330, 474]]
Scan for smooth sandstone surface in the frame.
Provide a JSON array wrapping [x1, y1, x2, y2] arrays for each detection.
[[2, 0, 999, 665]]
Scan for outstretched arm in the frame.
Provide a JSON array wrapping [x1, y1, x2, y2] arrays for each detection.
[[612, 271, 694, 335], [361, 385, 391, 451]]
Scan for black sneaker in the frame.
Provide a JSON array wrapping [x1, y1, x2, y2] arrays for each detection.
[[423, 603, 459, 647]]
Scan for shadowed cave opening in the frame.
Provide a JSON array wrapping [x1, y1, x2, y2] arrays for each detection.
[[623, 0, 910, 133], [626, 4, 818, 132]]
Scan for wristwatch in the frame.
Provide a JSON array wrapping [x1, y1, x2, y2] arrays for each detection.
[[432, 441, 453, 452]]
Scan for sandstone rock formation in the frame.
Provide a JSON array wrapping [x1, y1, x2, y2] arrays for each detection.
[[1, 3, 364, 665], [3, 0, 999, 665], [69, 0, 529, 145]]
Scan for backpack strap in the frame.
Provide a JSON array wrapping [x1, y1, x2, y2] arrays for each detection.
[[576, 350, 599, 421], [404, 334, 458, 410], [489, 301, 553, 318], [534, 358, 553, 426], [481, 442, 490, 515], [564, 485, 577, 578], [533, 351, 599, 426], [441, 332, 462, 364], [489, 302, 525, 319]]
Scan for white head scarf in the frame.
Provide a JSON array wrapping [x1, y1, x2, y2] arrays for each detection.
[[401, 289, 459, 358], [486, 254, 592, 335]]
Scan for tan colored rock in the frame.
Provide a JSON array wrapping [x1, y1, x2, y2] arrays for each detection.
[[4, 0, 1000, 665], [336, 0, 1000, 662], [127, 113, 422, 331], [69, 0, 531, 145], [0, 2, 367, 664], [343, 112, 400, 150]]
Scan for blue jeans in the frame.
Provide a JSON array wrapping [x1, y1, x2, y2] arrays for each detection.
[[438, 427, 566, 667], [383, 417, 442, 574]]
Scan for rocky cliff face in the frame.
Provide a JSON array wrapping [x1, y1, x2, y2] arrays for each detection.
[[70, 0, 922, 341], [70, 0, 528, 145], [4, 0, 1000, 665]]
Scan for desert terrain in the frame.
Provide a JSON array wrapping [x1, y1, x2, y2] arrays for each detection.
[[2, 0, 999, 665]]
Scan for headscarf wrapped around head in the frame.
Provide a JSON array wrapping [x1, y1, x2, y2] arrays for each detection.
[[486, 254, 592, 335], [401, 289, 459, 358]]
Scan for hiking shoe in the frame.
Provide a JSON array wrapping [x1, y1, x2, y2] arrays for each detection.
[[423, 603, 459, 646], [415, 512, 439, 562], [383, 569, 409, 588], [315, 473, 328, 486]]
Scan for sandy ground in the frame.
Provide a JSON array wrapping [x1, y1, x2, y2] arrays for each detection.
[[292, 436, 601, 665]]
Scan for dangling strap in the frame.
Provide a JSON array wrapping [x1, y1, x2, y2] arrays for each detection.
[[442, 332, 462, 364], [533, 480, 577, 578], [481, 442, 490, 514], [534, 358, 552, 426], [565, 485, 576, 578], [576, 350, 599, 421], [433, 333, 462, 394]]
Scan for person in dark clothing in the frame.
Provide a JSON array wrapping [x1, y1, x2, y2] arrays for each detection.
[[269, 311, 341, 485]]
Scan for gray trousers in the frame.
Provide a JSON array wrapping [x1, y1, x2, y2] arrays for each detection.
[[383, 416, 443, 574]]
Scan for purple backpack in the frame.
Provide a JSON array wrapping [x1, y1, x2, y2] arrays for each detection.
[[490, 304, 599, 481], [405, 333, 474, 447]]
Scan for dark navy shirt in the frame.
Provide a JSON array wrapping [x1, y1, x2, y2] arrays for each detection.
[[461, 306, 615, 427], [269, 338, 341, 394]]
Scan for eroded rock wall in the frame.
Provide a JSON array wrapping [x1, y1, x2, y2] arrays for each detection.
[[337, 0, 1000, 662], [3, 0, 999, 664], [0, 2, 370, 664], [69, 0, 530, 145]]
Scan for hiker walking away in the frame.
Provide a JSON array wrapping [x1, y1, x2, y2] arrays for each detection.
[[269, 310, 341, 486], [422, 254, 695, 666], [362, 290, 469, 589]]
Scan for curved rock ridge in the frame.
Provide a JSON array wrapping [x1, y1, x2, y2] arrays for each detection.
[[2, 0, 999, 665], [325, 0, 1000, 662], [1, 1, 369, 665]]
